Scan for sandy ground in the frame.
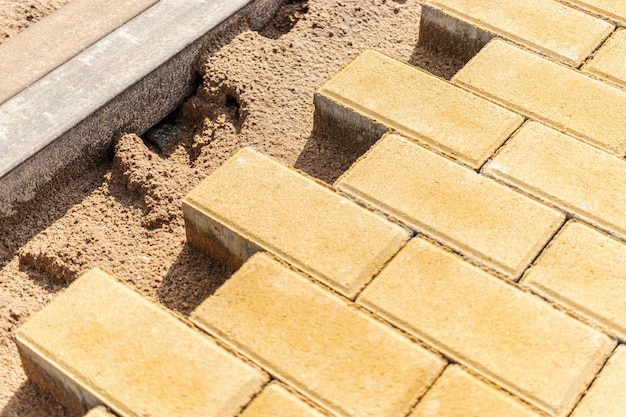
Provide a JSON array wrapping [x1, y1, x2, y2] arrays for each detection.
[[0, 0, 462, 415]]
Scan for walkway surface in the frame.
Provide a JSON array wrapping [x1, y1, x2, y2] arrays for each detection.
[[10, 0, 626, 416]]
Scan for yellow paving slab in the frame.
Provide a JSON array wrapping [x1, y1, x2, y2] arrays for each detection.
[[421, 0, 613, 66], [570, 345, 626, 417], [409, 365, 543, 417], [239, 382, 328, 417], [191, 253, 446, 417], [484, 121, 626, 239], [314, 50, 523, 169], [522, 221, 626, 341], [583, 29, 626, 88], [83, 408, 115, 417], [182, 147, 409, 299], [14, 268, 268, 417], [0, 0, 159, 104], [562, 0, 626, 26], [453, 39, 626, 157], [335, 133, 564, 279], [357, 237, 616, 417]]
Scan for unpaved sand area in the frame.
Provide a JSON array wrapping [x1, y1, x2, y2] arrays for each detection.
[[0, 1, 462, 415]]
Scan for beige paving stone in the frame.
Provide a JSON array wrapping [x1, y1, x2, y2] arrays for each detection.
[[570, 345, 626, 417], [314, 50, 523, 169], [409, 365, 542, 417], [522, 221, 626, 341], [420, 0, 613, 66], [14, 268, 268, 417], [83, 407, 116, 417], [453, 39, 626, 157], [562, 0, 626, 26], [182, 147, 409, 299], [239, 382, 328, 417], [0, 0, 159, 104], [191, 253, 446, 417], [334, 133, 564, 279], [583, 29, 626, 88], [484, 122, 626, 239], [358, 237, 616, 417]]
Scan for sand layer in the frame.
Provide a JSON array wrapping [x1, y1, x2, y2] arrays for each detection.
[[0, 0, 69, 43], [0, 0, 461, 415]]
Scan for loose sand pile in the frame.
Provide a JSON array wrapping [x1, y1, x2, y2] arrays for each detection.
[[0, 1, 462, 415]]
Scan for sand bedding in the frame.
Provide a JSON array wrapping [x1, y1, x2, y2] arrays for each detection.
[[0, 1, 461, 415]]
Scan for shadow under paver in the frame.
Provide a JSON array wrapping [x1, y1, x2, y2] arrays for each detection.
[[409, 365, 542, 417], [14, 268, 268, 417], [183, 147, 409, 299], [358, 237, 616, 417], [420, 0, 613, 66], [522, 221, 626, 342], [335, 133, 564, 279], [191, 253, 446, 417], [453, 39, 626, 157], [314, 49, 523, 169]]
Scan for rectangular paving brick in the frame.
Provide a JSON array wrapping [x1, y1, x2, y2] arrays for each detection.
[[314, 49, 523, 169], [563, 0, 626, 26], [420, 0, 613, 66], [522, 221, 626, 341], [83, 407, 115, 417], [190, 253, 446, 417], [0, 0, 158, 105], [583, 29, 626, 89], [571, 345, 626, 417], [358, 237, 616, 417], [410, 365, 542, 417], [335, 133, 564, 279], [15, 268, 268, 417], [484, 121, 626, 240], [453, 39, 626, 157], [182, 147, 409, 299], [240, 382, 328, 417]]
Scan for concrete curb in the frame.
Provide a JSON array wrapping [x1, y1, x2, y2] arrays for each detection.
[[0, 0, 282, 215]]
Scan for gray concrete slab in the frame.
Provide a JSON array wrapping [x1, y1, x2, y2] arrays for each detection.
[[0, 0, 282, 215], [0, 0, 159, 105]]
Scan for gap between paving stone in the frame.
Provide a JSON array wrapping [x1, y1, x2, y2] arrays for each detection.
[[0, 0, 284, 216]]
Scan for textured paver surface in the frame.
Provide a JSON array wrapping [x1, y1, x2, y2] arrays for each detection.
[[453, 39, 626, 157], [11, 0, 626, 416], [358, 237, 615, 416], [484, 121, 626, 239], [183, 147, 409, 298], [522, 221, 626, 341], [238, 382, 328, 417], [570, 345, 626, 417], [583, 29, 626, 88], [15, 268, 268, 417], [421, 0, 613, 66], [409, 365, 542, 417], [315, 49, 523, 168], [191, 253, 445, 417], [335, 133, 564, 279]]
